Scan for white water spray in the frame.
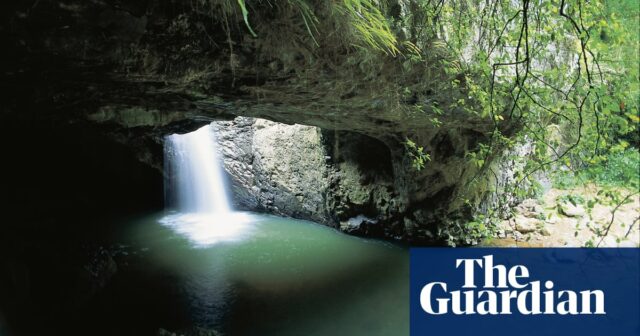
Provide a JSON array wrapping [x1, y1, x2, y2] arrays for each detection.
[[165, 124, 231, 214], [161, 124, 252, 247]]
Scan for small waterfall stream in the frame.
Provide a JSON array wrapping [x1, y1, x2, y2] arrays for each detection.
[[161, 124, 250, 247], [164, 124, 231, 214]]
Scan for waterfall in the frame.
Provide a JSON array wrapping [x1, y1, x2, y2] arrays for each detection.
[[161, 124, 252, 247], [164, 124, 231, 214]]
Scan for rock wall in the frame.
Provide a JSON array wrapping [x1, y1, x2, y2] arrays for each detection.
[[213, 118, 330, 224], [212, 117, 516, 243]]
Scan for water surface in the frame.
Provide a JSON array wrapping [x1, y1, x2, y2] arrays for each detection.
[[114, 211, 409, 336]]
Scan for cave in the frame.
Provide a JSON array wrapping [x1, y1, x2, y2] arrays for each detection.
[[0, 2, 503, 334], [0, 118, 414, 335], [2, 0, 637, 335]]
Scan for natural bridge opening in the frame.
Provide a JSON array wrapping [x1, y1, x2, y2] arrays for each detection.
[[164, 124, 231, 214], [160, 124, 252, 247]]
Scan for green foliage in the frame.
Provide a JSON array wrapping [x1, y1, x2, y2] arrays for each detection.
[[292, 0, 320, 46], [553, 148, 640, 190], [236, 0, 257, 37], [466, 143, 491, 169], [418, 1, 637, 246], [417, 0, 637, 178], [404, 138, 431, 171], [583, 239, 596, 248], [215, 0, 402, 55], [209, 0, 638, 245], [439, 214, 499, 247], [335, 0, 399, 55], [594, 188, 635, 207], [557, 193, 585, 206]]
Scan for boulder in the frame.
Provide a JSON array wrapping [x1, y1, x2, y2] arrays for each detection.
[[558, 202, 586, 218], [514, 215, 539, 234], [540, 226, 553, 236], [515, 199, 544, 218]]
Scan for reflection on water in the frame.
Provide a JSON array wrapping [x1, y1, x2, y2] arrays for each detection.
[[159, 211, 255, 247], [118, 212, 409, 336]]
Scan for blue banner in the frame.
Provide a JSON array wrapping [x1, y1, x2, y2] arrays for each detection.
[[410, 248, 640, 336]]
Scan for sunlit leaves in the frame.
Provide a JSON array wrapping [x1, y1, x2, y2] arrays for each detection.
[[236, 0, 257, 37], [336, 0, 400, 56], [405, 138, 431, 171]]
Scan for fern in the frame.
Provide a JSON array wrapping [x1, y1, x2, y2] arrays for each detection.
[[211, 0, 401, 55], [337, 0, 400, 56], [289, 0, 319, 46]]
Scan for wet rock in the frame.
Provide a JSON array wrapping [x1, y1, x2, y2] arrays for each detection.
[[214, 118, 404, 238], [213, 118, 329, 224], [340, 215, 378, 233]]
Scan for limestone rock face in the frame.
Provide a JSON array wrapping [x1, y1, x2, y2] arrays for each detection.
[[213, 118, 402, 237], [211, 117, 532, 243], [213, 118, 397, 237], [214, 118, 330, 223]]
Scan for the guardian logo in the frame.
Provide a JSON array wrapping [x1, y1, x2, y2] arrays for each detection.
[[420, 255, 606, 315]]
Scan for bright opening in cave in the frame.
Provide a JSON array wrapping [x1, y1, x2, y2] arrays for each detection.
[[164, 124, 230, 214], [160, 124, 253, 247]]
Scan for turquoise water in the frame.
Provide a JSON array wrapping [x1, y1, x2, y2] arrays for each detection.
[[117, 211, 409, 335]]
